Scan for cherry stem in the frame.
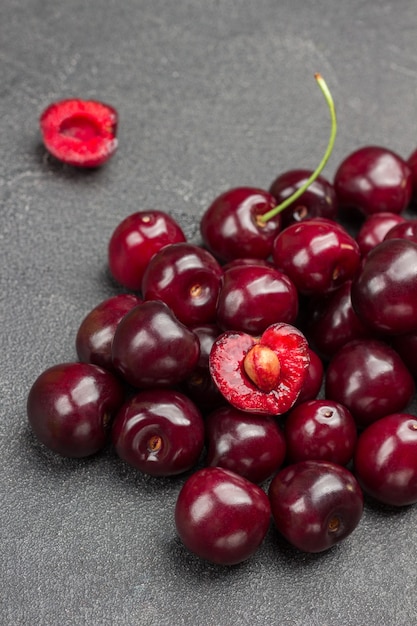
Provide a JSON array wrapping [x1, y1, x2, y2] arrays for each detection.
[[259, 73, 337, 224]]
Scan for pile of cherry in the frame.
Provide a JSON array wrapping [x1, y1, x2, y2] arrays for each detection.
[[28, 127, 417, 564]]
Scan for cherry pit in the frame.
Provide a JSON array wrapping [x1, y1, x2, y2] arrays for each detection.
[[29, 75, 417, 565]]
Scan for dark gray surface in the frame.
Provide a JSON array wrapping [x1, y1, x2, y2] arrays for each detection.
[[2, 1, 417, 624]]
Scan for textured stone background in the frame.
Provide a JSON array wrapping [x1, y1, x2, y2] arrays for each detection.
[[2, 1, 417, 624]]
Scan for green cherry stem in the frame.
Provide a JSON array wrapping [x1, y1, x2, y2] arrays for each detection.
[[258, 73, 337, 224]]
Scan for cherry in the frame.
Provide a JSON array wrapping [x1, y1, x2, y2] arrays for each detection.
[[39, 98, 118, 167], [269, 169, 338, 226], [284, 399, 357, 466], [141, 242, 223, 326], [209, 322, 310, 415], [112, 389, 205, 477], [75, 293, 142, 373], [111, 300, 200, 388], [272, 217, 361, 296], [407, 148, 417, 204], [383, 219, 417, 244], [204, 405, 286, 484], [355, 212, 406, 257], [268, 460, 363, 553], [215, 263, 298, 334], [27, 362, 125, 457], [292, 348, 324, 406], [390, 331, 417, 378], [325, 339, 415, 429], [108, 210, 186, 291], [354, 413, 417, 506], [181, 323, 224, 413], [351, 238, 417, 335], [334, 145, 413, 216], [306, 280, 374, 360], [200, 186, 282, 262], [174, 466, 271, 565]]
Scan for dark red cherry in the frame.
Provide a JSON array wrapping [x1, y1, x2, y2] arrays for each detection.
[[209, 322, 310, 415], [216, 264, 298, 334], [181, 323, 224, 413], [355, 212, 406, 257], [334, 146, 412, 216], [75, 293, 142, 373], [284, 399, 357, 465], [112, 389, 205, 476], [351, 238, 417, 335], [141, 242, 223, 326], [407, 148, 417, 204], [383, 219, 417, 244], [390, 331, 417, 378], [272, 217, 361, 295], [354, 413, 417, 506], [108, 210, 186, 291], [200, 187, 281, 262], [325, 339, 415, 429], [27, 362, 124, 457], [175, 466, 271, 565], [269, 169, 338, 227], [306, 280, 374, 360], [292, 348, 324, 406], [111, 300, 200, 388], [205, 405, 286, 484], [268, 460, 363, 553]]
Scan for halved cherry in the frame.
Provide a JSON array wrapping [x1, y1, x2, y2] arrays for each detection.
[[209, 322, 310, 415], [39, 98, 118, 167]]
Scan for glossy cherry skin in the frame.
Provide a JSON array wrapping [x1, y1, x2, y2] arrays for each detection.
[[306, 280, 374, 360], [108, 210, 186, 291], [354, 413, 417, 506], [175, 466, 271, 565], [75, 293, 142, 373], [325, 339, 415, 429], [181, 323, 224, 413], [390, 331, 417, 378], [216, 264, 298, 334], [284, 399, 357, 466], [383, 219, 417, 244], [407, 148, 417, 204], [200, 187, 281, 262], [269, 169, 338, 227], [111, 300, 200, 388], [355, 212, 406, 257], [112, 389, 204, 476], [141, 242, 223, 326], [27, 362, 125, 457], [272, 217, 361, 296], [205, 405, 286, 484], [292, 348, 324, 406], [334, 145, 413, 216], [268, 460, 363, 553], [351, 239, 417, 335]]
